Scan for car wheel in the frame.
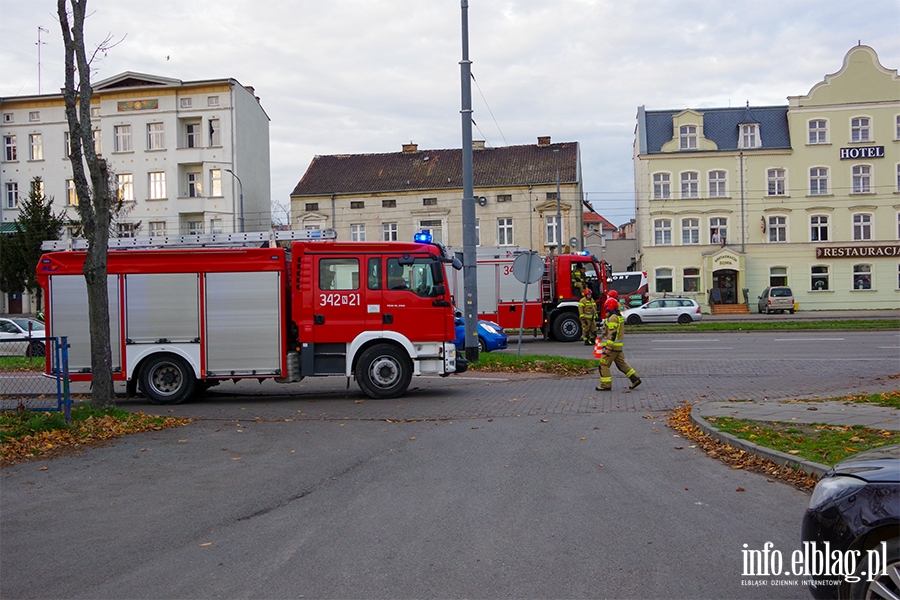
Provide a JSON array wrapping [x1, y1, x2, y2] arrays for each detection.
[[849, 537, 899, 600], [355, 343, 412, 399], [789, 309, 795, 314], [26, 340, 46, 357], [626, 315, 642, 325], [551, 313, 581, 343], [139, 353, 196, 405], [677, 313, 692, 325], [478, 337, 488, 353]]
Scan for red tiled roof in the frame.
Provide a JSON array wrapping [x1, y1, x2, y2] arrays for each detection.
[[584, 212, 617, 230], [291, 141, 579, 197]]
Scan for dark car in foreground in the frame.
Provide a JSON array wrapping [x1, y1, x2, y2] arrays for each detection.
[[454, 317, 508, 353], [801, 444, 899, 599]]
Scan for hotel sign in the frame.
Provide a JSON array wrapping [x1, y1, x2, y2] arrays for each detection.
[[816, 245, 900, 258], [839, 146, 884, 160]]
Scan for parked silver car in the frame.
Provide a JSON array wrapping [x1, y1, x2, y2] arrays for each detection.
[[757, 286, 794, 314], [623, 298, 702, 325], [0, 317, 46, 357]]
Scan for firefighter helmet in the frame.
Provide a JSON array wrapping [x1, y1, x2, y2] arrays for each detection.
[[607, 290, 618, 298], [584, 288, 592, 295], [604, 298, 619, 311]]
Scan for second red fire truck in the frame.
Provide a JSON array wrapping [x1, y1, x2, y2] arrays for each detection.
[[38, 230, 465, 404]]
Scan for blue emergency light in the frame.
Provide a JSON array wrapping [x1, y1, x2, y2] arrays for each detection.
[[414, 231, 433, 244]]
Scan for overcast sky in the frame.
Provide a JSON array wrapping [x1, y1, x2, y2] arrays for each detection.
[[2, 0, 898, 226]]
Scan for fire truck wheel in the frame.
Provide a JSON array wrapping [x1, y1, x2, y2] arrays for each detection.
[[355, 344, 412, 400], [139, 354, 197, 405], [552, 313, 582, 343]]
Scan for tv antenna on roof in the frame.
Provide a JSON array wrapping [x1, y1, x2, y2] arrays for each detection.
[[36, 26, 49, 94]]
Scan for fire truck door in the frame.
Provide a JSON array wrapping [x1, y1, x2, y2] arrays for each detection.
[[311, 256, 369, 343], [381, 256, 446, 342]]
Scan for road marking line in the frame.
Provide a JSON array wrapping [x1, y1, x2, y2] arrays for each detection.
[[773, 338, 844, 342]]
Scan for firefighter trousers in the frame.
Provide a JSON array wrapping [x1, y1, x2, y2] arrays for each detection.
[[597, 349, 638, 390], [581, 317, 597, 342]]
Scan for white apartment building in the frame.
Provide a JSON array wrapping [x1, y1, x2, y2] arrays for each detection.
[[1, 72, 271, 314]]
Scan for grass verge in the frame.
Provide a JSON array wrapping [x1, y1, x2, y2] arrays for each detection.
[[0, 403, 191, 467], [467, 351, 596, 375]]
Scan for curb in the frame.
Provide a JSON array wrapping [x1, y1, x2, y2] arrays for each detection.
[[689, 402, 831, 478]]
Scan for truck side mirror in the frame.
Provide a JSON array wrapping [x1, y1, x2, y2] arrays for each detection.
[[431, 261, 445, 284]]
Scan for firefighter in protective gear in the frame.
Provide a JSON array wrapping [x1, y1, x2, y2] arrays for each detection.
[[571, 263, 586, 297], [578, 288, 598, 345], [596, 298, 642, 391]]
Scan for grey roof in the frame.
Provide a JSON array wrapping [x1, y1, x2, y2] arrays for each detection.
[[642, 106, 791, 154]]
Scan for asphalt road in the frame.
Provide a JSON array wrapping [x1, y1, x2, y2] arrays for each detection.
[[1, 329, 898, 600]]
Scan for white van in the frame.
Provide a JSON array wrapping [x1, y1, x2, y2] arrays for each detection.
[[608, 271, 649, 307]]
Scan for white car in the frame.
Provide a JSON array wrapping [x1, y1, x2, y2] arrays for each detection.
[[0, 317, 46, 357], [622, 298, 702, 325]]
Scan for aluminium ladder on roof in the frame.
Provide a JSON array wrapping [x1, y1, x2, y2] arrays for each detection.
[[40, 229, 338, 252]]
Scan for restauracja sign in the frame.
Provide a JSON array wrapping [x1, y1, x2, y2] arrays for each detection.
[[816, 245, 900, 258]]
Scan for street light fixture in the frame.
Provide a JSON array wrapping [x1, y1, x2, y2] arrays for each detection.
[[553, 148, 562, 253], [224, 169, 244, 233]]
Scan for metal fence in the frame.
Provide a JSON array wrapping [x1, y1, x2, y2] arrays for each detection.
[[0, 337, 71, 421]]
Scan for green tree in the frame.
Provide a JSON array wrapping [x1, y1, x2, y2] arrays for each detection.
[[57, 0, 116, 407], [0, 178, 68, 305]]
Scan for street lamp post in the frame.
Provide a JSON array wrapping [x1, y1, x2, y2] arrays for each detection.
[[224, 169, 244, 233], [554, 148, 562, 252]]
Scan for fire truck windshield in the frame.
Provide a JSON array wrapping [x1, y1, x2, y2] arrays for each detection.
[[386, 257, 441, 297]]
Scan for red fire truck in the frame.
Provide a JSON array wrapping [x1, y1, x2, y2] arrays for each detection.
[[37, 230, 465, 404], [446, 247, 610, 342]]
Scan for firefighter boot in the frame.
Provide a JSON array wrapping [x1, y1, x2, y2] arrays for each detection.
[[629, 374, 642, 390]]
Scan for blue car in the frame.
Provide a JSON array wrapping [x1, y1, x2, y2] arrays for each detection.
[[454, 317, 508, 353]]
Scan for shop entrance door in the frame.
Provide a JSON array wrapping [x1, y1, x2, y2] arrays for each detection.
[[712, 270, 738, 304]]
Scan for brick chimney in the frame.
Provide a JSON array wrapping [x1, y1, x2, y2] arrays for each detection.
[[537, 136, 551, 147], [402, 143, 418, 153]]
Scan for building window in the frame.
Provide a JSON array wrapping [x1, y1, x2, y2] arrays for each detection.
[[187, 172, 202, 197], [652, 173, 670, 200], [769, 267, 788, 287], [3, 113, 13, 123], [850, 117, 870, 143], [93, 129, 102, 155], [475, 218, 480, 246], [210, 219, 223, 234], [64, 131, 72, 157], [147, 123, 165, 150], [207, 96, 220, 107], [350, 201, 364, 209], [710, 217, 727, 244], [810, 215, 829, 242], [811, 266, 829, 291], [708, 171, 726, 198], [767, 168, 785, 196], [186, 122, 201, 148], [679, 125, 697, 150], [305, 203, 319, 212], [383, 222, 398, 241], [180, 98, 192, 109], [853, 264, 872, 290], [350, 224, 366, 241], [809, 167, 828, 195], [681, 218, 699, 245], [208, 118, 220, 146], [382, 199, 396, 208], [188, 221, 204, 235], [29, 133, 43, 160], [116, 223, 138, 238], [808, 119, 827, 144], [853, 213, 872, 241], [91, 106, 100, 118], [683, 267, 700, 292], [896, 115, 900, 140], [852, 165, 871, 193], [5, 182, 18, 208], [114, 125, 132, 152], [66, 179, 77, 206], [545, 215, 560, 246], [3, 135, 16, 161], [497, 194, 511, 203], [653, 219, 672, 245], [896, 164, 900, 192], [209, 169, 222, 197], [768, 215, 787, 242], [29, 111, 40, 122], [419, 219, 443, 244], [739, 124, 759, 149], [148, 172, 166, 200], [31, 179, 44, 198], [498, 218, 514, 246], [116, 173, 133, 202], [149, 221, 166, 237], [423, 197, 437, 206], [680, 172, 699, 198], [655, 268, 673, 293], [546, 192, 558, 201]]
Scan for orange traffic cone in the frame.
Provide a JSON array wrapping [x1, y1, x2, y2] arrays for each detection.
[[593, 337, 604, 359]]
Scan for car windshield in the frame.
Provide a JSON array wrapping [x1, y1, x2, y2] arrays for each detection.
[[10, 318, 44, 331], [772, 288, 792, 297]]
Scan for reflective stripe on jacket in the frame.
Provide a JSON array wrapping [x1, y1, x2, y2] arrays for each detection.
[[603, 313, 625, 350]]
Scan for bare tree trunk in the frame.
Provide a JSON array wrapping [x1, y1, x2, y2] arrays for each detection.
[[58, 0, 115, 407]]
